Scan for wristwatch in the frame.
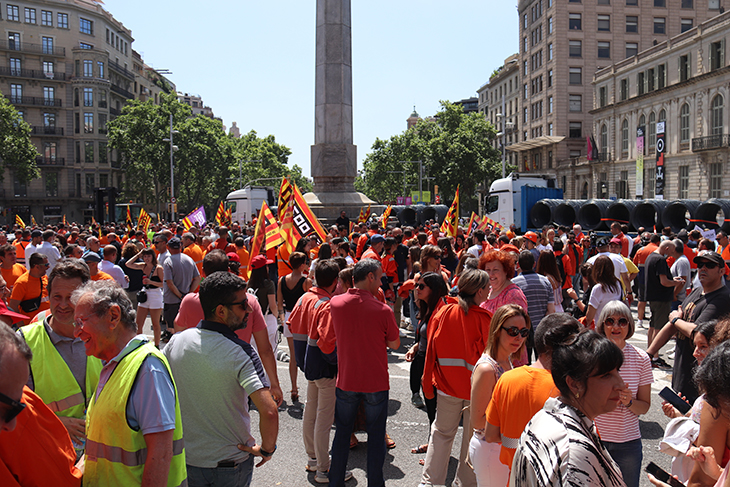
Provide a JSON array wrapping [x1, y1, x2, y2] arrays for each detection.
[[671, 317, 680, 325], [260, 445, 277, 457]]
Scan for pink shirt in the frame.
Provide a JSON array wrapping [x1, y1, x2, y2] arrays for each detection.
[[174, 292, 266, 343], [330, 288, 399, 393], [479, 282, 528, 314]]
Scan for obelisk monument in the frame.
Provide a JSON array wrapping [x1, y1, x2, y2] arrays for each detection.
[[304, 0, 376, 221]]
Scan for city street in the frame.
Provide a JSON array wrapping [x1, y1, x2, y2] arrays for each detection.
[[144, 304, 680, 487]]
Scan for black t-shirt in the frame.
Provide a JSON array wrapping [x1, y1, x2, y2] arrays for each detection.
[[673, 285, 730, 403], [393, 243, 409, 283], [335, 216, 350, 228], [644, 252, 674, 302]]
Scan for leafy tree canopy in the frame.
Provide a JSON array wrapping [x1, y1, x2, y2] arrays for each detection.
[[0, 91, 40, 183], [356, 101, 506, 215]]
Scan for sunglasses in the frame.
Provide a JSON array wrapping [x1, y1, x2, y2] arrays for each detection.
[[604, 317, 629, 328], [0, 391, 26, 424], [503, 326, 529, 338], [416, 283, 426, 290], [697, 261, 719, 269], [224, 300, 251, 311]]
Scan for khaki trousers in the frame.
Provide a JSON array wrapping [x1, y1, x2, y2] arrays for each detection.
[[302, 377, 336, 472]]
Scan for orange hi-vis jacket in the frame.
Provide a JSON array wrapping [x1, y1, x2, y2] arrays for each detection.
[[286, 287, 337, 380], [422, 302, 492, 401]]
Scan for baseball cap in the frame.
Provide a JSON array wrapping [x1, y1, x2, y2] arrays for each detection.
[[610, 237, 622, 245], [31, 230, 42, 238], [694, 250, 724, 267], [250, 254, 274, 270], [167, 237, 181, 249], [226, 252, 240, 263], [371, 234, 385, 244], [82, 251, 101, 263], [595, 236, 611, 247]]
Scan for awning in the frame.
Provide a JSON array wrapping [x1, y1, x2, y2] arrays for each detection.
[[506, 135, 565, 152]]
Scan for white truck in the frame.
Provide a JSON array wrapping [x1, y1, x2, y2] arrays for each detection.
[[485, 173, 563, 233], [226, 186, 277, 225]]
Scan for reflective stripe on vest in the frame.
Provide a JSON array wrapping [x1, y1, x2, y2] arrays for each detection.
[[307, 337, 319, 347], [292, 333, 308, 341], [47, 391, 84, 413], [437, 358, 475, 372], [313, 297, 329, 309], [86, 437, 185, 467], [501, 433, 520, 450]]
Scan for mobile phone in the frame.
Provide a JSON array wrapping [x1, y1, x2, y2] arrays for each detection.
[[645, 461, 685, 487], [659, 386, 692, 415]]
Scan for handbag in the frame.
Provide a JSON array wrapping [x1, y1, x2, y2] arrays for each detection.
[[19, 279, 43, 313], [137, 288, 148, 304]]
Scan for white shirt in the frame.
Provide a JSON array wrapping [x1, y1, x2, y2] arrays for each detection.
[[36, 241, 63, 275], [24, 243, 39, 269], [467, 244, 482, 259], [588, 251, 628, 282], [99, 259, 129, 289]]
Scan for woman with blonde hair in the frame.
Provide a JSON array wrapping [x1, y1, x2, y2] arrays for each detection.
[[469, 304, 530, 486]]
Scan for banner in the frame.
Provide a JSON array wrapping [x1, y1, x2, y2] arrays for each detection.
[[440, 186, 459, 238], [137, 208, 151, 233], [279, 195, 297, 253], [381, 205, 392, 228], [291, 183, 327, 243], [260, 201, 284, 249], [182, 206, 206, 231], [278, 177, 294, 210], [655, 122, 666, 199], [467, 212, 479, 236], [636, 126, 645, 198], [358, 204, 371, 223], [223, 207, 232, 226], [478, 215, 503, 233], [215, 201, 225, 225], [247, 204, 268, 279], [15, 215, 25, 228]]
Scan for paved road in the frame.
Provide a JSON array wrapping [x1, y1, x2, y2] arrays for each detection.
[[145, 305, 679, 487]]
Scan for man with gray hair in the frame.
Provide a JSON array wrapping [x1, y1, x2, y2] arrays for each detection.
[[670, 238, 690, 310], [72, 281, 187, 486]]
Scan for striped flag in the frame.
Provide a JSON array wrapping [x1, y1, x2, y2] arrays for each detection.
[[278, 194, 297, 253], [137, 209, 151, 233], [62, 215, 67, 226], [215, 201, 225, 226], [31, 215, 37, 227], [182, 206, 206, 231], [261, 201, 283, 249], [224, 206, 232, 226], [478, 215, 503, 233], [278, 177, 294, 210], [15, 215, 25, 228], [467, 212, 479, 236], [381, 205, 392, 228], [246, 203, 268, 279], [291, 183, 327, 243], [126, 206, 133, 231], [440, 186, 459, 238], [357, 204, 371, 223]]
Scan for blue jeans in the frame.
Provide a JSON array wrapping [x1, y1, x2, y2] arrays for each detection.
[[329, 388, 389, 487], [603, 438, 642, 487], [187, 455, 254, 487]]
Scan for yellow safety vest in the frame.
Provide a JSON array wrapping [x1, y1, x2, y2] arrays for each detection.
[[22, 319, 102, 418], [84, 341, 187, 487]]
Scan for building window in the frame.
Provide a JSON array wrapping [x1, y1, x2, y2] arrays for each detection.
[[99, 90, 107, 109], [569, 94, 582, 112], [548, 69, 553, 87], [598, 173, 608, 198], [14, 177, 26, 198], [709, 0, 720, 8], [627, 0, 638, 4], [658, 63, 667, 89], [24, 7, 36, 24], [569, 40, 582, 57], [710, 40, 725, 71], [626, 42, 638, 58], [548, 17, 553, 34], [45, 172, 58, 197], [42, 37, 53, 55], [617, 171, 629, 199], [9, 58, 21, 76], [621, 119, 629, 158], [679, 166, 690, 198], [711, 95, 724, 135], [41, 10, 52, 26], [646, 168, 655, 197], [599, 86, 607, 107], [620, 79, 629, 100], [524, 60, 528, 76], [7, 5, 19, 21], [710, 163, 723, 198], [99, 143, 108, 164], [549, 123, 554, 136], [598, 0, 610, 4], [524, 107, 528, 123], [548, 95, 553, 113], [638, 71, 646, 95], [97, 61, 105, 79], [569, 122, 582, 138], [43, 61, 54, 77], [648, 67, 656, 92], [680, 103, 690, 145], [79, 42, 93, 50], [654, 17, 666, 34], [79, 18, 93, 35], [681, 0, 693, 6], [84, 113, 94, 133], [524, 84, 528, 99], [83, 60, 93, 77], [523, 37, 528, 53], [8, 32, 20, 51], [83, 87, 93, 107], [524, 13, 528, 30], [681, 18, 693, 32], [85, 173, 95, 193], [99, 113, 107, 133], [655, 0, 666, 5], [43, 86, 54, 103], [598, 41, 611, 58], [43, 113, 56, 130], [85, 142, 94, 163], [569, 67, 582, 84], [601, 123, 608, 151], [547, 43, 552, 60], [99, 173, 108, 188], [569, 13, 581, 30], [57, 13, 68, 28], [649, 112, 657, 149], [548, 151, 553, 168], [626, 16, 638, 33], [679, 54, 691, 81], [10, 84, 22, 103], [598, 14, 610, 31]]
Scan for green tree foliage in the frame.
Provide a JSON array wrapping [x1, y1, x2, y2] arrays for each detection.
[[0, 92, 40, 183], [357, 101, 505, 215]]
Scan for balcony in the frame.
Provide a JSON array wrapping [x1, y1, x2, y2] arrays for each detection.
[[30, 126, 64, 136], [35, 157, 65, 166], [108, 61, 135, 80], [692, 134, 730, 152], [109, 107, 120, 116], [0, 66, 67, 81], [6, 95, 62, 107], [110, 84, 134, 99], [0, 39, 65, 56]]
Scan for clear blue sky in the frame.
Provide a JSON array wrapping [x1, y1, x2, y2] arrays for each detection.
[[103, 0, 518, 178]]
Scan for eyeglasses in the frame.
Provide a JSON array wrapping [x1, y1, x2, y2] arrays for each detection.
[[0, 391, 26, 424], [416, 282, 426, 290], [224, 300, 251, 311], [74, 313, 95, 328], [697, 261, 719, 269], [604, 317, 629, 328], [432, 256, 441, 260], [503, 326, 530, 338]]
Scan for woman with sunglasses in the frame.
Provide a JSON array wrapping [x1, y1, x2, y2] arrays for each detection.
[[469, 304, 530, 487], [594, 300, 652, 487]]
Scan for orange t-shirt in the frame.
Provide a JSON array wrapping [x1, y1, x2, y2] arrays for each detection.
[[90, 271, 114, 281], [9, 272, 49, 324], [1, 263, 27, 291], [277, 246, 292, 278], [184, 244, 204, 275], [236, 247, 250, 276]]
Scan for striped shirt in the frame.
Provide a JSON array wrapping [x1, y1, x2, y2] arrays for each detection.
[[594, 343, 653, 443], [511, 272, 554, 330]]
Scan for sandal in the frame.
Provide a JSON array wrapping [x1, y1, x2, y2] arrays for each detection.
[[411, 444, 428, 454], [350, 434, 358, 449], [385, 433, 396, 449], [290, 389, 299, 403]]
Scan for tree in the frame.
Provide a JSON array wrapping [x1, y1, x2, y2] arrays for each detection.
[[357, 101, 507, 215], [0, 92, 40, 183]]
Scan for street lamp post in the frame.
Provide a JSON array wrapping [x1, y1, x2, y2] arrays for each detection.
[[162, 113, 179, 221]]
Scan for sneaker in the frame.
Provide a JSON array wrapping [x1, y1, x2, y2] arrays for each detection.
[[636, 319, 643, 328], [651, 357, 671, 369], [160, 329, 173, 342], [305, 458, 317, 472], [412, 392, 425, 409], [667, 349, 676, 359], [315, 470, 353, 483]]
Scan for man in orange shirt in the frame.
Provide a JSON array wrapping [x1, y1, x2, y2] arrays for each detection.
[[356, 223, 379, 260], [8, 253, 50, 324], [208, 227, 236, 254], [361, 234, 384, 262], [13, 229, 31, 269], [610, 221, 630, 257], [234, 237, 250, 276], [182, 232, 204, 276], [82, 252, 114, 282], [0, 244, 27, 293]]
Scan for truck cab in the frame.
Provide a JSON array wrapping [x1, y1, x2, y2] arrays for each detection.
[[226, 186, 276, 225], [486, 173, 561, 233]]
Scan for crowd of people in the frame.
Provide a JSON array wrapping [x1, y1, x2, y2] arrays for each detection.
[[1, 212, 730, 487]]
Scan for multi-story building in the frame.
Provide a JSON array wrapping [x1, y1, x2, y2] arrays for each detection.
[[132, 50, 175, 105], [0, 0, 137, 223], [512, 0, 721, 198], [591, 10, 730, 201], [177, 92, 215, 118], [478, 54, 521, 168]]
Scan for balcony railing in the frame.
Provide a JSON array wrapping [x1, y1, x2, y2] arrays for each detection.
[[35, 157, 65, 166], [109, 107, 121, 116], [0, 38, 65, 56], [692, 134, 730, 152], [6, 95, 62, 107], [30, 126, 64, 136], [110, 84, 134, 99], [0, 66, 67, 81], [108, 61, 135, 80]]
